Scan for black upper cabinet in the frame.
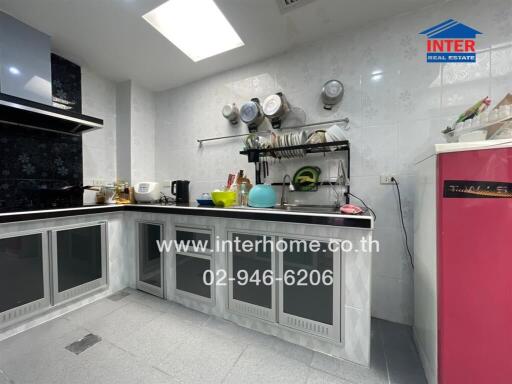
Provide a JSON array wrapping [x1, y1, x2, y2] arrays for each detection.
[[51, 54, 82, 114]]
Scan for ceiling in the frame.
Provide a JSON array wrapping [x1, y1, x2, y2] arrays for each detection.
[[0, 0, 439, 91]]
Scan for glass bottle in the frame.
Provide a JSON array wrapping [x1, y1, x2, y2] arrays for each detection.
[[240, 182, 248, 207]]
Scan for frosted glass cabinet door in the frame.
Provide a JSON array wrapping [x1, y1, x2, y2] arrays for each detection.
[[175, 253, 213, 301], [137, 222, 164, 298], [0, 231, 50, 326], [228, 232, 276, 322], [175, 227, 213, 254], [278, 238, 341, 340], [51, 223, 107, 304], [174, 225, 214, 302]]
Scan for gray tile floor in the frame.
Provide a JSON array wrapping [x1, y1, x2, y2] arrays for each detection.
[[0, 289, 427, 384]]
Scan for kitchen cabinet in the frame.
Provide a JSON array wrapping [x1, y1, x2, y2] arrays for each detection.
[[0, 11, 52, 105], [278, 237, 341, 340], [51, 222, 107, 304], [175, 226, 212, 254], [137, 222, 164, 298], [0, 230, 50, 326], [227, 231, 276, 322], [174, 225, 214, 302]]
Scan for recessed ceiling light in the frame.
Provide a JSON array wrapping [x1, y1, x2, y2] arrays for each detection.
[[9, 66, 21, 75], [143, 0, 244, 62]]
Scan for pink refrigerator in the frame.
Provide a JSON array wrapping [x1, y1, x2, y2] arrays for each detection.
[[414, 141, 512, 384]]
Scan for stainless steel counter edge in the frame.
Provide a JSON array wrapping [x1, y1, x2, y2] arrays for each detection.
[[0, 204, 374, 228]]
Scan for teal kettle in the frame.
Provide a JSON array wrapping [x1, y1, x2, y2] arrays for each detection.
[[248, 184, 276, 208]]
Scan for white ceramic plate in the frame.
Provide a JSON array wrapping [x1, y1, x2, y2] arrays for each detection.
[[293, 132, 300, 157]]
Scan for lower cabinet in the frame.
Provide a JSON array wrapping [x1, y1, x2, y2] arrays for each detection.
[[174, 225, 214, 302], [51, 222, 108, 304], [0, 221, 108, 328], [278, 238, 341, 340], [226, 231, 341, 341], [228, 232, 276, 322], [136, 222, 164, 298], [0, 230, 50, 325], [175, 252, 213, 300]]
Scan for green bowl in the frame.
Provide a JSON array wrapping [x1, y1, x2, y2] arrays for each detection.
[[211, 191, 237, 207]]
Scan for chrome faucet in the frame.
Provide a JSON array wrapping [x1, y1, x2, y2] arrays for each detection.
[[330, 160, 350, 207], [280, 174, 294, 206]]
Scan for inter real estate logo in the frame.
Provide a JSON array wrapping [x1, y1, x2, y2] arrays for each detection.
[[419, 19, 482, 63]]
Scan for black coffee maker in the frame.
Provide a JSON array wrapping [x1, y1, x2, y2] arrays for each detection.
[[171, 180, 190, 204]]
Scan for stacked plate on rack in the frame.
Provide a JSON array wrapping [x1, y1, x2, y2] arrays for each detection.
[[271, 130, 308, 158]]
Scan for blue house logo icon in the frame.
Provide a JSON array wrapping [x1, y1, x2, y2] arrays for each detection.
[[419, 19, 482, 63]]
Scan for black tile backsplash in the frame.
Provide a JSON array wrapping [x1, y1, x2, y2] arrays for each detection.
[[0, 123, 83, 212], [51, 53, 82, 113]]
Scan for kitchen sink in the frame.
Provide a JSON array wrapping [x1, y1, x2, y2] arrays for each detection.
[[234, 204, 340, 214], [276, 204, 340, 213]]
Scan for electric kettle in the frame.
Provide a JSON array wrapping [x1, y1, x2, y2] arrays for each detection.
[[171, 180, 190, 204]]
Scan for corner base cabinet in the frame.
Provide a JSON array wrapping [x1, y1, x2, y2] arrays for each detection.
[[0, 230, 50, 326], [1, 221, 109, 329]]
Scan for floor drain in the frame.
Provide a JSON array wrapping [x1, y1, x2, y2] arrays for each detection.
[[65, 333, 102, 355], [107, 290, 131, 301]]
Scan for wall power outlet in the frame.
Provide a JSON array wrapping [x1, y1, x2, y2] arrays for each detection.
[[380, 175, 397, 184]]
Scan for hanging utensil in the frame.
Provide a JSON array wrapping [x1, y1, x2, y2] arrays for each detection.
[[240, 98, 265, 132], [321, 80, 344, 110], [222, 103, 240, 124], [262, 92, 290, 129]]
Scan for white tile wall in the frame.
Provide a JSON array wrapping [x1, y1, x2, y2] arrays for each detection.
[[73, 0, 512, 325], [152, 0, 512, 325], [81, 67, 117, 202], [131, 83, 156, 185], [81, 76, 156, 196]]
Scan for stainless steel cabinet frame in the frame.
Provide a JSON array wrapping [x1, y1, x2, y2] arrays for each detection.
[[174, 225, 214, 255], [0, 229, 50, 327], [50, 222, 108, 305], [277, 235, 342, 341], [173, 224, 215, 304], [227, 230, 277, 322], [174, 250, 215, 303], [136, 221, 165, 298]]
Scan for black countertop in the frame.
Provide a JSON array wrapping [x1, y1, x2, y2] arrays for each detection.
[[0, 203, 373, 228]]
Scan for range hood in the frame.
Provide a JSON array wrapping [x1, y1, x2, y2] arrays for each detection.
[[0, 92, 103, 135]]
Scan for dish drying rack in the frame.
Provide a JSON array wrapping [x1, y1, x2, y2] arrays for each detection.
[[445, 115, 512, 142], [240, 140, 349, 162], [197, 117, 352, 204]]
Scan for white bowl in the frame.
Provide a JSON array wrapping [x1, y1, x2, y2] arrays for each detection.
[[326, 124, 346, 142]]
